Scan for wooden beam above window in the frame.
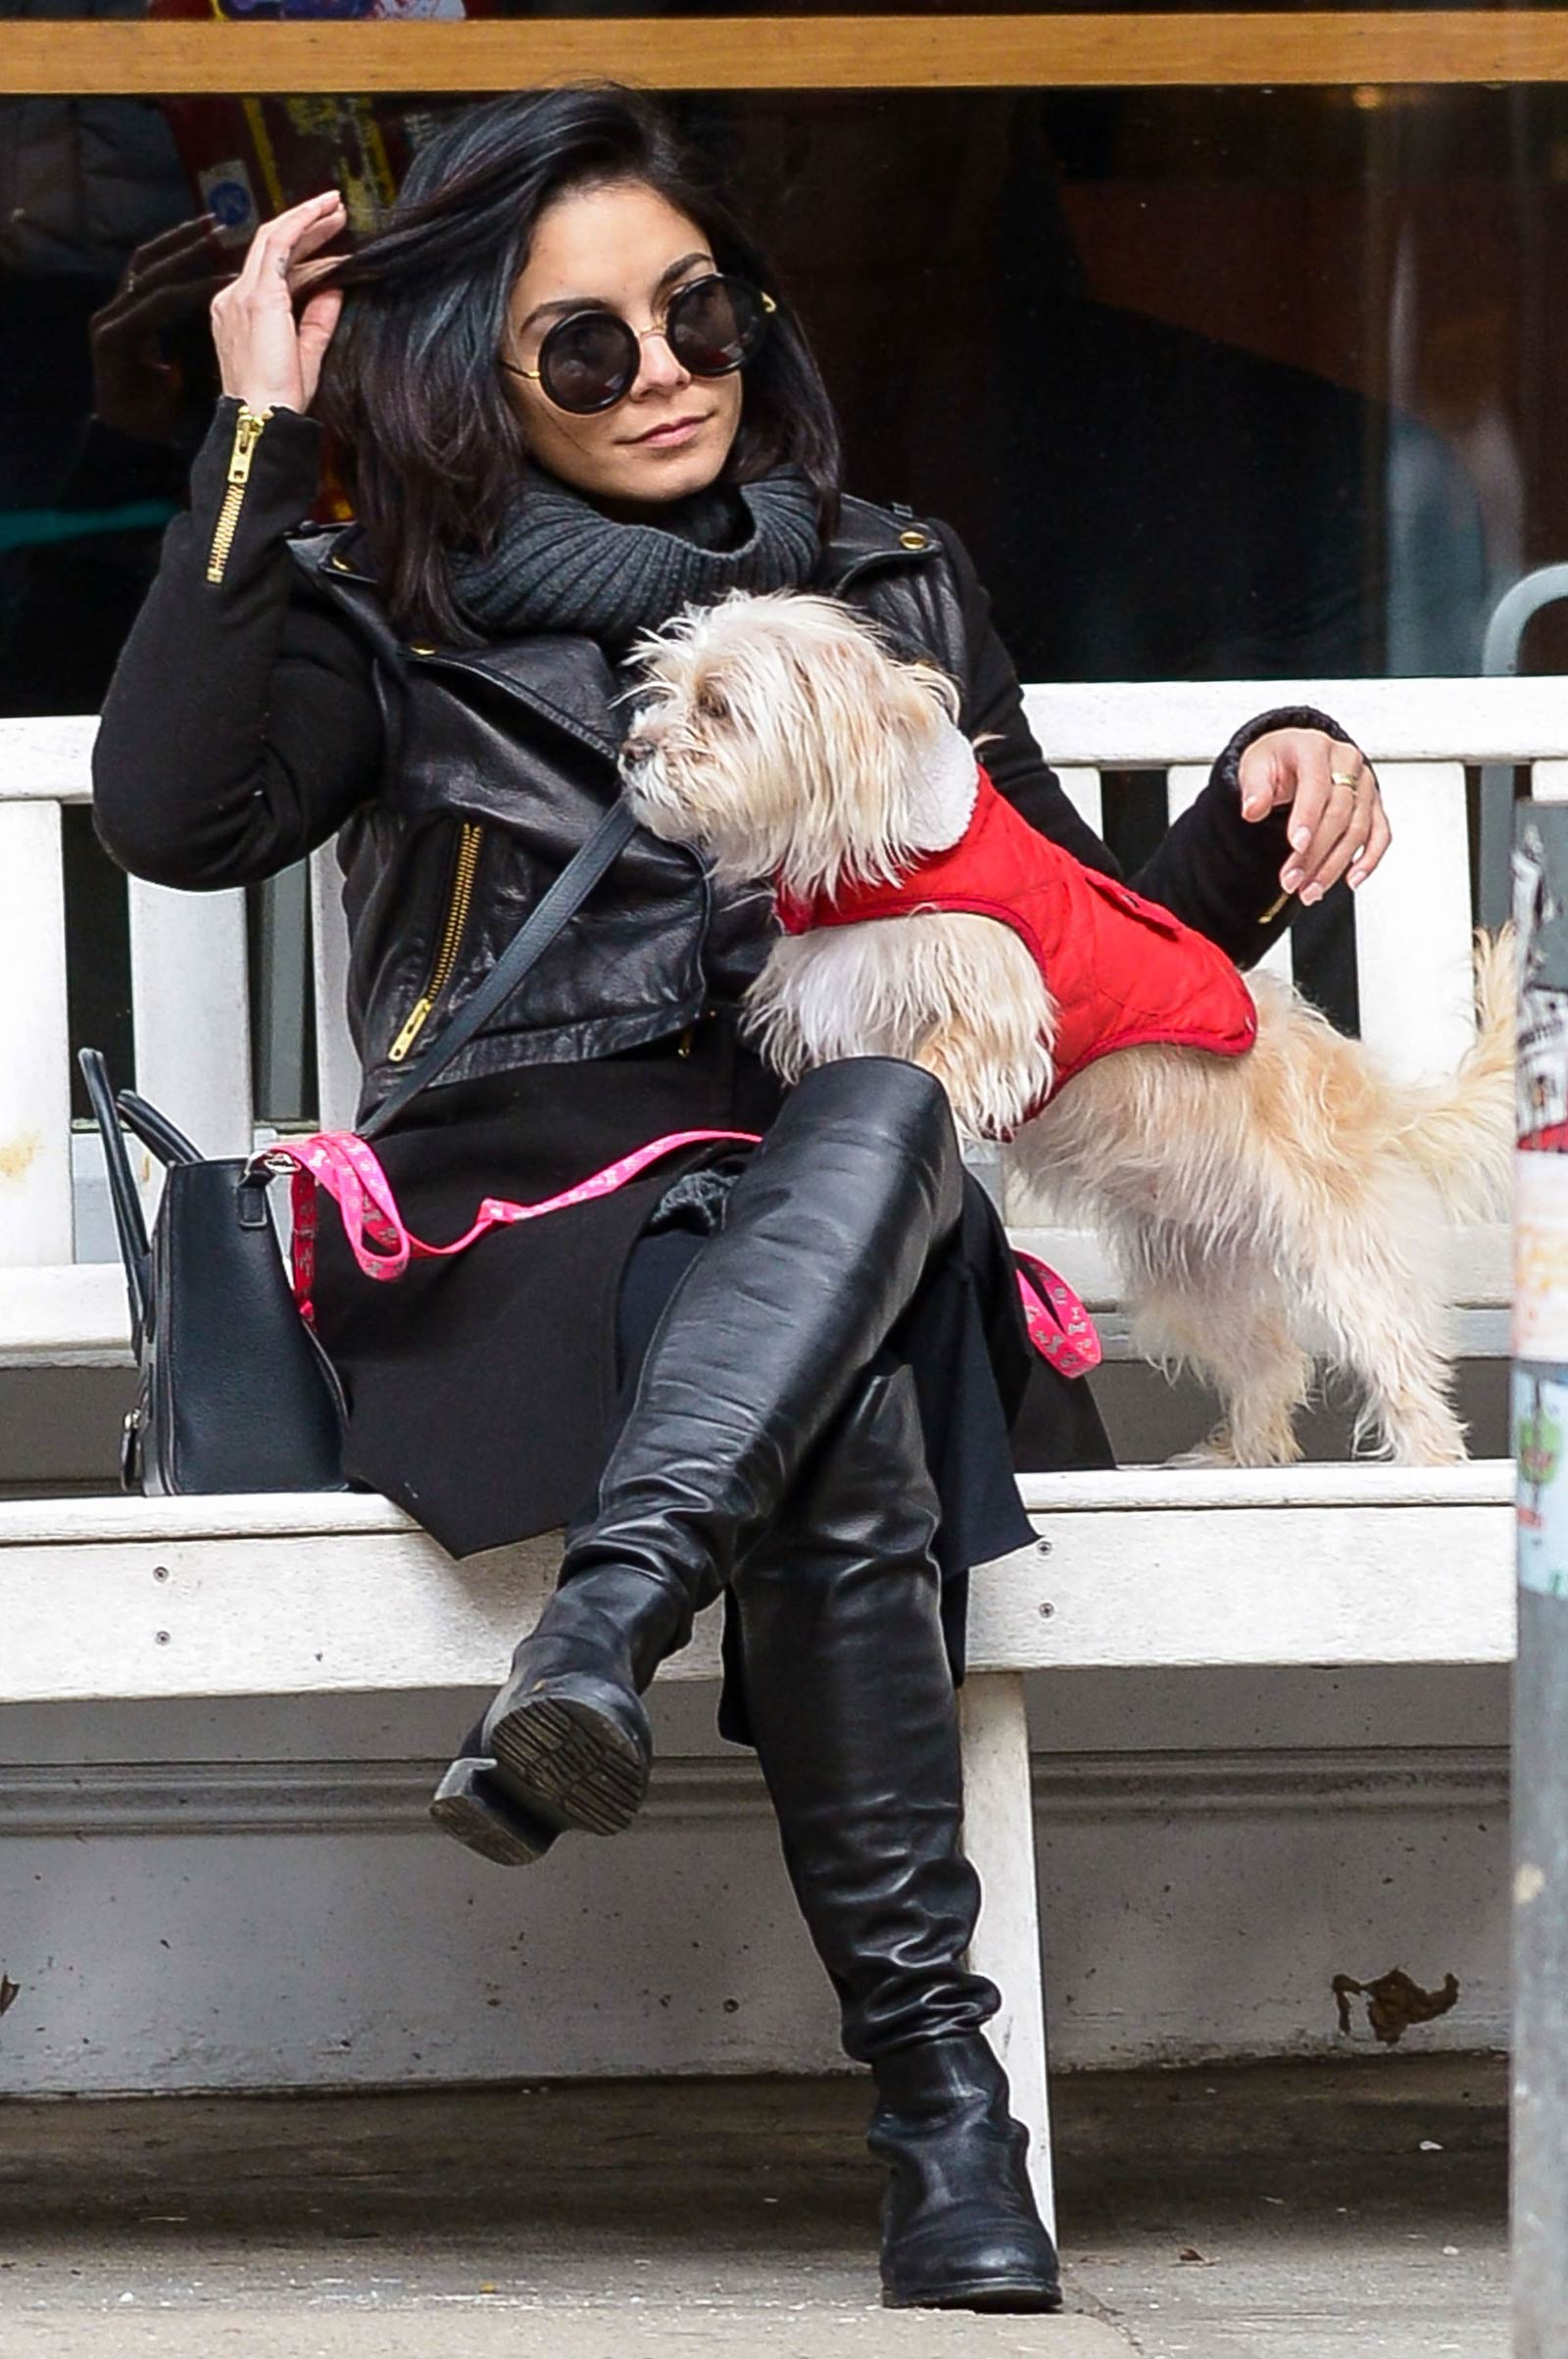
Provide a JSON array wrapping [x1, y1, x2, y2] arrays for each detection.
[[4, 15, 1568, 97]]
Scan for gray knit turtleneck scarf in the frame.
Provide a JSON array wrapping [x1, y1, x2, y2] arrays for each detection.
[[450, 462, 823, 650]]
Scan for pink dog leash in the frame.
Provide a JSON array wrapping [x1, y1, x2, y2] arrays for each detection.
[[1011, 1247, 1103, 1379], [251, 1129, 1102, 1376], [251, 1128, 760, 1321]]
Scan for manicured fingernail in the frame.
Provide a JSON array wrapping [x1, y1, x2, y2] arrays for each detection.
[[1292, 826, 1311, 850], [1301, 882, 1324, 906], [1348, 870, 1365, 890], [1282, 865, 1301, 890]]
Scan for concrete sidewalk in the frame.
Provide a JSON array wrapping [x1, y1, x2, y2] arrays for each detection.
[[0, 2058, 1508, 2356]]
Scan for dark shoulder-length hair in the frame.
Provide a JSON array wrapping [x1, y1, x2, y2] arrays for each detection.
[[314, 83, 844, 645]]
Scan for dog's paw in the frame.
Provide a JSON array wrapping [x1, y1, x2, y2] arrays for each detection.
[[1163, 1427, 1240, 1470]]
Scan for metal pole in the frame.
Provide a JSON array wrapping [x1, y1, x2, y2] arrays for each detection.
[[1480, 566, 1568, 930], [1511, 802, 1568, 2355]]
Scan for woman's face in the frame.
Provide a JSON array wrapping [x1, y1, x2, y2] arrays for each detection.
[[504, 180, 744, 514]]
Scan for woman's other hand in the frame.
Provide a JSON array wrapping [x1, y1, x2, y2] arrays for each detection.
[[1237, 728, 1391, 905], [210, 190, 348, 417]]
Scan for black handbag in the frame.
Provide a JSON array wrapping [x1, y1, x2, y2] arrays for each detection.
[[83, 800, 638, 1496], [82, 1048, 351, 1495]]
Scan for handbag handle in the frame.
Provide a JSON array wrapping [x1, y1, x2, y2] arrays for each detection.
[[361, 797, 640, 1141], [117, 1089, 202, 1167], [77, 1047, 153, 1356]]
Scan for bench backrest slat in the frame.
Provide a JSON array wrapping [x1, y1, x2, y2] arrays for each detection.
[[126, 879, 254, 1161], [1164, 762, 1295, 984], [1020, 675, 1568, 766], [1053, 764, 1103, 836], [1354, 762, 1476, 1083], [309, 849, 360, 1133], [0, 804, 74, 1265]]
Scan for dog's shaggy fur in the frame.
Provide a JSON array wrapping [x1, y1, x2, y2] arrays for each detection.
[[620, 589, 1513, 1466]]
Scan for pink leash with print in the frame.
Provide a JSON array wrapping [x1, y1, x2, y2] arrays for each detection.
[[250, 1129, 1101, 1378]]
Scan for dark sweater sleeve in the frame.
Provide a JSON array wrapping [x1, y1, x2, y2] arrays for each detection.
[[92, 395, 384, 891], [1129, 705, 1358, 967], [932, 517, 1358, 971], [931, 518, 1122, 878]]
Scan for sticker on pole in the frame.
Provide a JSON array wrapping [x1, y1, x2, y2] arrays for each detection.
[[1516, 1370, 1568, 1597], [1515, 1152, 1568, 1361], [1516, 817, 1568, 1150]]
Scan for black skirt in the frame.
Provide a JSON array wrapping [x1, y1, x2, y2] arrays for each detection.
[[309, 1013, 1112, 1739]]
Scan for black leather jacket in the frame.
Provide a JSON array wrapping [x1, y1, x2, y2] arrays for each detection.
[[289, 495, 984, 1115], [94, 399, 1330, 1127]]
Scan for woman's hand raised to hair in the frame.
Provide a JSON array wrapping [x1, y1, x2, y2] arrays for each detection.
[[210, 190, 348, 417]]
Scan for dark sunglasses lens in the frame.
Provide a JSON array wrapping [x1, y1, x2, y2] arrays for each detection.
[[667, 277, 769, 376], [539, 312, 640, 413]]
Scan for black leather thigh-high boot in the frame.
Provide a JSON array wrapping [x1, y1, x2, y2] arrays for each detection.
[[732, 1356, 1062, 2313], [432, 1057, 963, 1861]]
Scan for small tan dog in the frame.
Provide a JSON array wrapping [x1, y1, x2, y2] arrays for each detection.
[[620, 591, 1512, 1467]]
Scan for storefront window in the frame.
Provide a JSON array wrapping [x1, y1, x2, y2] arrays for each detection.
[[2, 62, 1559, 1100]]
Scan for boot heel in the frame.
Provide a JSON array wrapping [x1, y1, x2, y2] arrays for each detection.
[[428, 1757, 559, 1866]]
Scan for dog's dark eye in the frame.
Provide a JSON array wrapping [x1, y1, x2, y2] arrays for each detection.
[[696, 686, 731, 721]]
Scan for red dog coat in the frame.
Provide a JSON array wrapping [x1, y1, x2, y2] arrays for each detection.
[[774, 762, 1257, 1118]]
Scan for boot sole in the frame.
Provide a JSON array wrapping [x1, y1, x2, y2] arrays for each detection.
[[428, 1758, 559, 1867], [489, 1693, 650, 1838], [882, 2279, 1064, 2314]]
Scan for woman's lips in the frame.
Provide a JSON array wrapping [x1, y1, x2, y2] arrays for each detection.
[[627, 415, 708, 447]]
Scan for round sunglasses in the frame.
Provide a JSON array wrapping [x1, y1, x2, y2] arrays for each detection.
[[505, 272, 776, 417]]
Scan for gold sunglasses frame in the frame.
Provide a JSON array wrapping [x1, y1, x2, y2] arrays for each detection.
[[504, 279, 778, 401]]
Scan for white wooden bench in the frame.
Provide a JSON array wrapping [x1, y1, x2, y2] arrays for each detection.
[[0, 683, 1528, 2220]]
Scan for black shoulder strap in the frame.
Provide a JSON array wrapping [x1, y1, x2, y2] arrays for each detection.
[[359, 797, 639, 1142]]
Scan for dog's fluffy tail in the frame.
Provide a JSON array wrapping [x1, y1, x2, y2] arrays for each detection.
[[1396, 922, 1514, 1223]]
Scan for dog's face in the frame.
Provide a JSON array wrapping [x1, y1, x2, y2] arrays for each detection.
[[619, 591, 960, 896]]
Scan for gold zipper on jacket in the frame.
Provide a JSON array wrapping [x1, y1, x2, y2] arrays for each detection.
[[388, 820, 485, 1062], [206, 403, 272, 585]]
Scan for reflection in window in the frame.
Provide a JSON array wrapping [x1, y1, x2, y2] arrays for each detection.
[[2, 80, 1556, 716], [1, 78, 1557, 1096]]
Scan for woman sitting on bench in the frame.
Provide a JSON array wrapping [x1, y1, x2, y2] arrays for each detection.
[[92, 84, 1386, 2314]]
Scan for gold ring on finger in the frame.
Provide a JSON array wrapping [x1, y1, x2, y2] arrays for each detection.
[[1330, 768, 1360, 789]]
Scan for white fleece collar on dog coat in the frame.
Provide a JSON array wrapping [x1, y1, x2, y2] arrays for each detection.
[[902, 716, 980, 853]]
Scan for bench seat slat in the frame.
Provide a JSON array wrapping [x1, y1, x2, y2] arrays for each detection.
[[0, 1457, 1513, 1548], [1008, 1219, 1510, 1311], [0, 1264, 133, 1367], [0, 1463, 1513, 1704]]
